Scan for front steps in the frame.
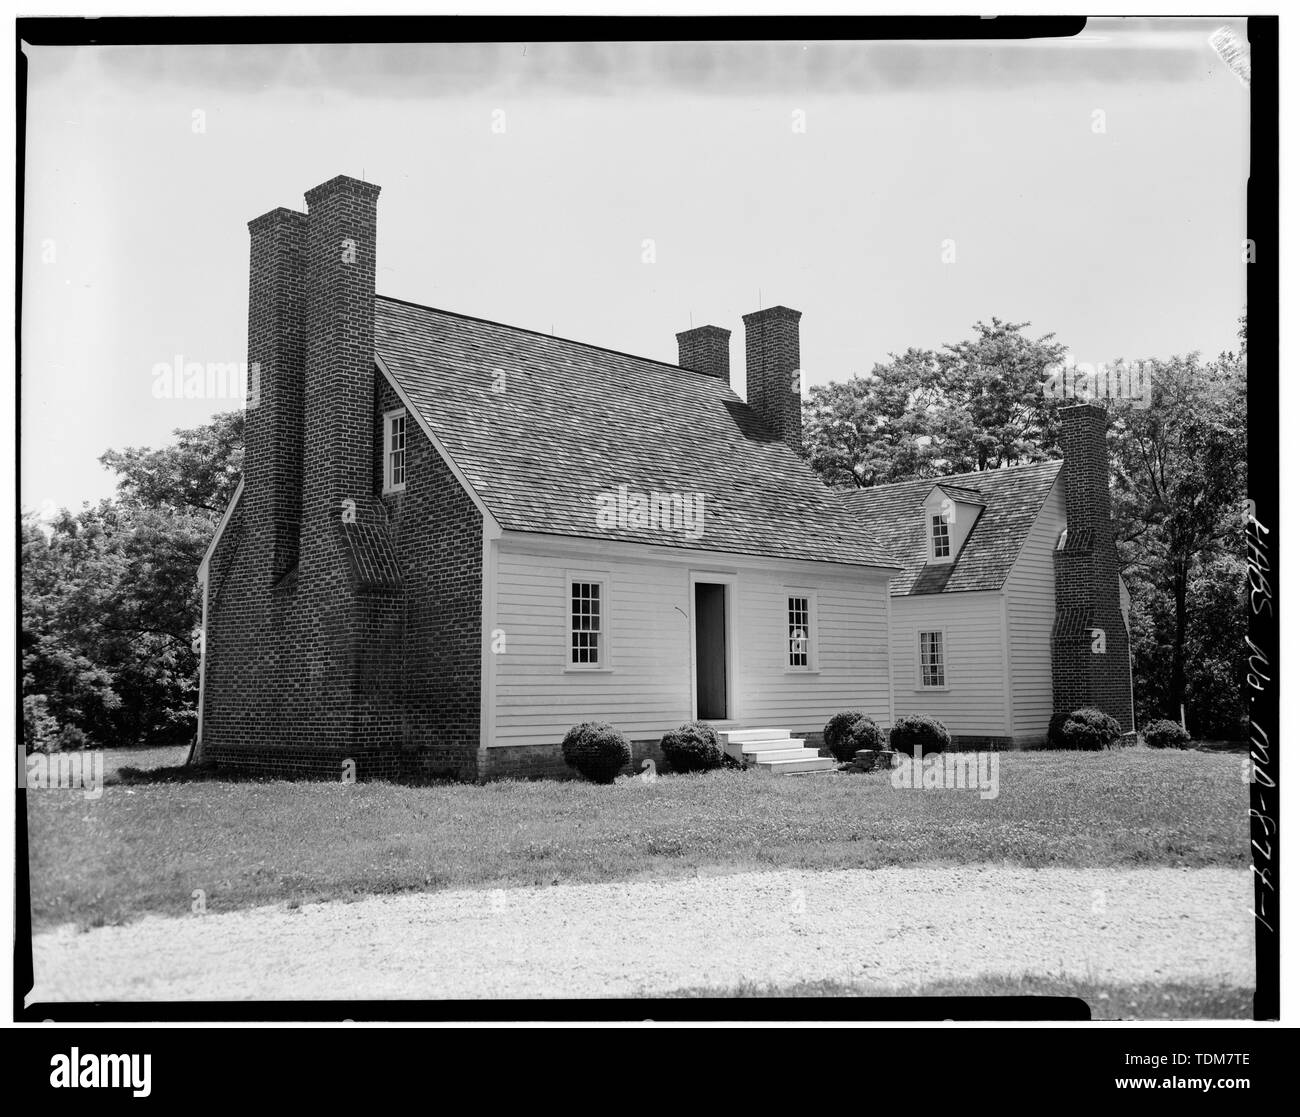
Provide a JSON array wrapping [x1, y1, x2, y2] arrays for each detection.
[[717, 728, 836, 776]]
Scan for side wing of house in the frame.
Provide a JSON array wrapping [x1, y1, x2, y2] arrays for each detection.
[[1003, 477, 1068, 746], [484, 533, 895, 777], [889, 590, 1012, 746]]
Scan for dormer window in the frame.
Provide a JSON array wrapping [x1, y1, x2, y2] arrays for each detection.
[[931, 515, 951, 559], [922, 484, 984, 566]]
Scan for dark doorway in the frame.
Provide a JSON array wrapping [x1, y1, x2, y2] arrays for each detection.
[[694, 582, 728, 720]]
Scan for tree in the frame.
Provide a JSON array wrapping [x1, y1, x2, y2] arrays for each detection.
[[1111, 348, 1247, 731], [802, 319, 1067, 488], [930, 318, 1067, 472], [803, 348, 943, 487], [99, 410, 243, 518], [21, 411, 243, 748]]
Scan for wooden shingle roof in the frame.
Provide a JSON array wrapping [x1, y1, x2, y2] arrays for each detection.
[[840, 460, 1063, 595], [375, 296, 898, 570]]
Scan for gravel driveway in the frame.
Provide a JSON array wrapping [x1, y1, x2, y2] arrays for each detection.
[[29, 866, 1252, 1002]]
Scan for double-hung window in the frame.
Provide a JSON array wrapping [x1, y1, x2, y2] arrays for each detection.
[[383, 408, 407, 493], [919, 630, 946, 688], [570, 580, 605, 668]]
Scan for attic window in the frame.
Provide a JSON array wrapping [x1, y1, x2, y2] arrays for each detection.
[[931, 514, 951, 559], [383, 409, 407, 493]]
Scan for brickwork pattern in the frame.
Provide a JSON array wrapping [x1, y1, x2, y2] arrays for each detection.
[[1050, 404, 1134, 731], [742, 305, 802, 452], [675, 324, 731, 381]]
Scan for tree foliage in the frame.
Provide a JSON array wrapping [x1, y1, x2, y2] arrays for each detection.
[[21, 412, 242, 750], [803, 319, 1066, 487]]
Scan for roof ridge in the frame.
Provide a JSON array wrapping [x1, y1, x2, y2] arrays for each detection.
[[376, 293, 719, 382]]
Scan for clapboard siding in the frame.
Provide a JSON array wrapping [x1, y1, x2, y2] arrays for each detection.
[[889, 590, 1010, 736], [1004, 478, 1066, 742], [491, 541, 893, 747]]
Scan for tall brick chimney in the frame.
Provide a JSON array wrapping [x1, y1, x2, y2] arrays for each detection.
[[244, 208, 307, 584], [297, 174, 403, 754], [1050, 403, 1134, 731], [676, 324, 731, 382], [742, 305, 802, 451], [302, 175, 383, 530]]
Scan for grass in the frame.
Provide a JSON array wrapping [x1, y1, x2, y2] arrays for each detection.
[[25, 747, 1247, 932], [660, 975, 1255, 1019]]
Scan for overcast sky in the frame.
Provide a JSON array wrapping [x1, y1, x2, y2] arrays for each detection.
[[21, 21, 1249, 515]]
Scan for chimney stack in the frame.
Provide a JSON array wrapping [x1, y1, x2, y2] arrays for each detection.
[[676, 324, 731, 382], [1050, 403, 1134, 731], [245, 207, 307, 584], [301, 175, 382, 539], [742, 305, 802, 451]]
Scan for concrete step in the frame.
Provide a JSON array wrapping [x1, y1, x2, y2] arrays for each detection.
[[740, 738, 807, 755], [754, 755, 838, 775], [741, 746, 813, 763], [717, 728, 792, 746]]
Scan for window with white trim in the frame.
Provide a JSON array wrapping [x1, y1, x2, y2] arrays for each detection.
[[570, 580, 604, 667], [931, 514, 951, 559], [787, 594, 813, 669], [383, 408, 407, 493], [919, 630, 946, 688]]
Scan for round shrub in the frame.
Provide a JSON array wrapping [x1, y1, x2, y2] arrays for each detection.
[[889, 714, 951, 757], [660, 721, 724, 774], [841, 715, 887, 760], [1047, 712, 1075, 750], [561, 721, 632, 783], [1142, 719, 1191, 750], [1047, 707, 1122, 751], [824, 710, 869, 763]]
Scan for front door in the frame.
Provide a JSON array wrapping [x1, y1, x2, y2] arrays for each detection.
[[694, 582, 728, 720]]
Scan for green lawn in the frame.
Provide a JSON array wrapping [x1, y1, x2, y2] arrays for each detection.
[[25, 747, 1247, 932]]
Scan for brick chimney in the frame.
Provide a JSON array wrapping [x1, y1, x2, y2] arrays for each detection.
[[742, 305, 802, 451], [244, 208, 307, 585], [302, 175, 383, 533], [297, 174, 403, 752], [676, 324, 731, 382], [1050, 403, 1134, 731]]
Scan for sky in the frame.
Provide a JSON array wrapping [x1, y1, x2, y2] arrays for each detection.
[[20, 21, 1250, 515]]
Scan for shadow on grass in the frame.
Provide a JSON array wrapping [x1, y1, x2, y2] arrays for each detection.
[[107, 763, 464, 788]]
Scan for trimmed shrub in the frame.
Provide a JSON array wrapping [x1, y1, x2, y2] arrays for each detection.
[[824, 710, 869, 763], [561, 721, 632, 783], [1046, 707, 1123, 751], [843, 715, 887, 759], [1047, 711, 1073, 750], [890, 714, 951, 757], [1142, 719, 1191, 750], [660, 721, 724, 774]]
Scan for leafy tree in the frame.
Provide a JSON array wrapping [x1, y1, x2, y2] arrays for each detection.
[[803, 348, 943, 487], [22, 411, 243, 748], [99, 410, 243, 517], [1110, 350, 1247, 730], [802, 319, 1066, 486]]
